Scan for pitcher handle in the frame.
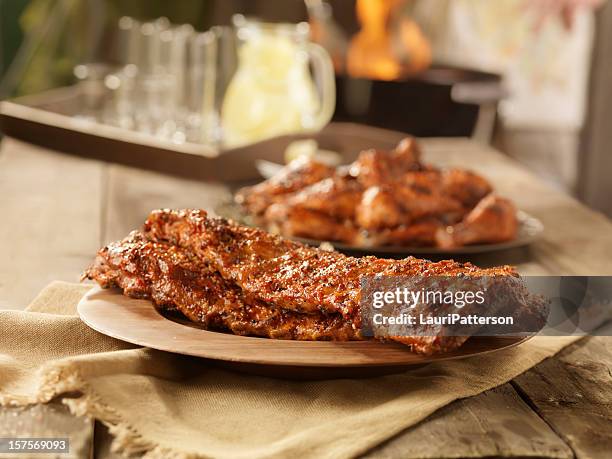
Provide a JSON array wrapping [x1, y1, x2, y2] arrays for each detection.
[[306, 42, 336, 131]]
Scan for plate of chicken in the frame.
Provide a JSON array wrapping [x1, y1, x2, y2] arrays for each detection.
[[230, 137, 543, 255], [80, 209, 546, 378]]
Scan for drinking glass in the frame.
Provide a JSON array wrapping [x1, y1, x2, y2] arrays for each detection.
[[73, 63, 115, 121], [186, 30, 220, 143]]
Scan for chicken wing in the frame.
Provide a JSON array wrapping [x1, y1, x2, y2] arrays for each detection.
[[355, 186, 405, 230], [266, 173, 363, 221], [436, 194, 519, 248], [441, 169, 493, 209], [235, 157, 334, 216], [264, 205, 358, 243], [234, 136, 517, 248], [367, 219, 441, 247]]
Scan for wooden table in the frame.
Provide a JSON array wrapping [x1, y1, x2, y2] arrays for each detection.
[[1, 135, 611, 459]]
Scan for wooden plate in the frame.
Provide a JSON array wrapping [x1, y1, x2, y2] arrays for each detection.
[[215, 202, 543, 257], [78, 286, 531, 379]]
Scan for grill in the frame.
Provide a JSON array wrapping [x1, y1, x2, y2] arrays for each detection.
[[333, 65, 506, 137]]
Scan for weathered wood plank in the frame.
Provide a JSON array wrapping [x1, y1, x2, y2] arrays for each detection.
[[97, 141, 588, 459], [0, 401, 93, 459], [361, 383, 573, 459], [423, 138, 612, 276], [0, 137, 105, 310], [0, 138, 102, 457], [578, 1, 612, 216], [3, 135, 612, 458], [512, 323, 612, 459], [101, 162, 231, 244]]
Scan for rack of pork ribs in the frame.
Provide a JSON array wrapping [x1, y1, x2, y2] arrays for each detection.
[[83, 209, 545, 355], [235, 137, 519, 248]]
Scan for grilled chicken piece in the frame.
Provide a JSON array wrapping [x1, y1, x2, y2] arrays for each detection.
[[356, 186, 405, 230], [263, 173, 464, 243], [437, 194, 519, 248], [83, 232, 358, 340], [401, 169, 441, 192], [143, 209, 519, 322], [441, 169, 493, 209], [367, 219, 442, 247], [393, 185, 464, 223], [234, 137, 512, 248], [264, 205, 358, 243], [235, 157, 334, 216], [262, 173, 362, 243], [356, 184, 463, 231], [349, 137, 423, 187], [266, 173, 363, 221], [394, 137, 422, 164]]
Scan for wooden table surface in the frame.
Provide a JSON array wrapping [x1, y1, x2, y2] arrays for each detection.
[[1, 135, 611, 459]]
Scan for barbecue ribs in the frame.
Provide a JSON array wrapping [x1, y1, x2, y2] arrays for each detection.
[[142, 209, 518, 321], [84, 209, 545, 355], [83, 231, 357, 341]]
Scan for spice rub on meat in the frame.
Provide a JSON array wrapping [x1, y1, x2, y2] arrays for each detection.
[[235, 137, 518, 248], [83, 231, 357, 341], [84, 209, 545, 355], [142, 209, 518, 321]]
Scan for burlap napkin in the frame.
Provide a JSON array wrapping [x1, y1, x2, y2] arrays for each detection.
[[0, 281, 580, 459]]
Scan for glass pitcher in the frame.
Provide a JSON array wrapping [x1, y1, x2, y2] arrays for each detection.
[[221, 15, 336, 147]]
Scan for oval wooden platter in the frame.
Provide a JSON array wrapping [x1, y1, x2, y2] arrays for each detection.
[[78, 286, 531, 379]]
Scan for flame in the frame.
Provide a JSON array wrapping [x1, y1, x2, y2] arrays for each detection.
[[347, 0, 432, 80]]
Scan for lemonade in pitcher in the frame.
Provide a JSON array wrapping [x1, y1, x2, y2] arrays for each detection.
[[221, 16, 335, 147]]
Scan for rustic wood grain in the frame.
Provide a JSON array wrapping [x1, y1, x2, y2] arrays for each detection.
[[0, 401, 93, 459], [2, 132, 612, 457], [422, 139, 612, 276], [101, 163, 230, 244], [0, 138, 100, 456], [579, 1, 612, 216], [361, 383, 574, 459], [512, 322, 612, 459], [0, 138, 105, 309]]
